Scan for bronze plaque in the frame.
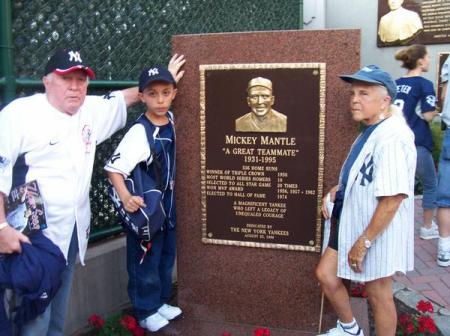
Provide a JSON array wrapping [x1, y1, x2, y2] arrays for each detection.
[[200, 63, 326, 252], [377, 0, 450, 47]]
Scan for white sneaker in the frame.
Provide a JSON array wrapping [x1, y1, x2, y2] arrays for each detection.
[[139, 312, 169, 332], [318, 321, 364, 336], [420, 221, 439, 240], [157, 303, 182, 320], [437, 248, 450, 267]]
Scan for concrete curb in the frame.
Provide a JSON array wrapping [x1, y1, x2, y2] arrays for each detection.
[[393, 281, 450, 336]]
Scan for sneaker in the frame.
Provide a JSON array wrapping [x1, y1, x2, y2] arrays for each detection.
[[420, 221, 439, 240], [139, 312, 169, 332], [437, 248, 450, 267], [318, 321, 364, 336], [157, 303, 182, 320]]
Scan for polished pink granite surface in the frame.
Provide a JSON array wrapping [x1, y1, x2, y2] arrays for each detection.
[[171, 30, 361, 334]]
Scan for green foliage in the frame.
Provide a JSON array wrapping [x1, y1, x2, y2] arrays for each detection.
[[431, 121, 444, 166]]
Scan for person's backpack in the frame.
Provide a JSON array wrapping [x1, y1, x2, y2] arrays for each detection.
[[108, 116, 166, 245]]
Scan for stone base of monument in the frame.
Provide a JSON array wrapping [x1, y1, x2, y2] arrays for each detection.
[[171, 29, 361, 335], [147, 296, 369, 336]]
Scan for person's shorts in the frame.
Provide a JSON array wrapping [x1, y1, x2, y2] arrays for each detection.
[[328, 218, 339, 251], [436, 130, 450, 208]]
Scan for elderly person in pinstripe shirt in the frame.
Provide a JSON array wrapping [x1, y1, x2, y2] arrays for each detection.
[[316, 65, 416, 336]]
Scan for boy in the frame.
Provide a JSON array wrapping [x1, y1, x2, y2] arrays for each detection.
[[104, 66, 180, 332]]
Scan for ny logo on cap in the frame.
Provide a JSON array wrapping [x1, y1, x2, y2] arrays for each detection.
[[68, 51, 82, 63], [148, 68, 159, 76], [361, 66, 373, 72]]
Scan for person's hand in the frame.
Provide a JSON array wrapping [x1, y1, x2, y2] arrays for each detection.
[[0, 224, 30, 254], [168, 54, 186, 83], [122, 194, 146, 213], [348, 236, 368, 273], [321, 185, 338, 219]]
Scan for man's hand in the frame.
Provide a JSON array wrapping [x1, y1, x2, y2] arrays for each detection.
[[0, 225, 30, 254], [348, 236, 368, 273], [122, 194, 146, 213], [321, 185, 338, 219], [168, 54, 186, 83], [348, 194, 405, 273]]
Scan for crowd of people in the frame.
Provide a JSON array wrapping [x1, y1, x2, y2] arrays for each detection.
[[0, 43, 449, 336]]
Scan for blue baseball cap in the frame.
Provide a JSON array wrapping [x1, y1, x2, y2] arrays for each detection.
[[138, 66, 176, 92], [340, 65, 397, 100]]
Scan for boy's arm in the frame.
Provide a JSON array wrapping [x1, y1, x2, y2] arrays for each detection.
[[108, 171, 146, 213], [120, 54, 186, 108]]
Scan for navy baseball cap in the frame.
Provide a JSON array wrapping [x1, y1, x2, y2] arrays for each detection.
[[138, 66, 176, 93], [44, 49, 95, 79], [340, 65, 397, 100]]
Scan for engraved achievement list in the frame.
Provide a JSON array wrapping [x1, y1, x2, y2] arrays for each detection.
[[200, 64, 325, 251]]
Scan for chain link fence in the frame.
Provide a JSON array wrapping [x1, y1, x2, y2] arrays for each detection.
[[5, 0, 302, 239]]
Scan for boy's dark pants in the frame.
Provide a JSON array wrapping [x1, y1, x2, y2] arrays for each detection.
[[126, 228, 176, 321]]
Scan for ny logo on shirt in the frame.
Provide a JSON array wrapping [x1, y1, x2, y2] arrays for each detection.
[[359, 155, 374, 186], [103, 92, 115, 100], [110, 153, 121, 164], [0, 155, 10, 173], [68, 51, 82, 63]]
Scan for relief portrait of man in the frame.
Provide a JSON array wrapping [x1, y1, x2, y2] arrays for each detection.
[[235, 77, 287, 132], [378, 0, 423, 44]]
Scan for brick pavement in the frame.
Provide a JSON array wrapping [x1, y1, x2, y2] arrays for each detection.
[[393, 197, 450, 310]]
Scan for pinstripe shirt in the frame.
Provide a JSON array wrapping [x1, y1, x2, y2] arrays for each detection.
[[337, 114, 416, 281]]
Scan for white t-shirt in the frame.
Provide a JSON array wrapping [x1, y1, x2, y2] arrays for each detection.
[[104, 123, 151, 177], [0, 92, 127, 264]]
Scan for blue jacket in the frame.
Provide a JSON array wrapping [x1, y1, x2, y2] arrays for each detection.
[[0, 230, 65, 334]]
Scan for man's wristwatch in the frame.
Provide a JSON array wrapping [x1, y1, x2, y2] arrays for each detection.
[[0, 221, 8, 231], [362, 235, 371, 249]]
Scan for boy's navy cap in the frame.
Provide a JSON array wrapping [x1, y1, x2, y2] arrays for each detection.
[[138, 66, 176, 93], [340, 64, 397, 100], [44, 49, 95, 79]]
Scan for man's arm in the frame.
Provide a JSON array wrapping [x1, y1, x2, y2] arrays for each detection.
[[0, 192, 30, 253], [121, 54, 186, 108], [348, 194, 406, 272]]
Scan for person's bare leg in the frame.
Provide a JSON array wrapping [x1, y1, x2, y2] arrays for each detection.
[[438, 208, 450, 237], [365, 277, 396, 336], [423, 208, 435, 228], [315, 248, 354, 323]]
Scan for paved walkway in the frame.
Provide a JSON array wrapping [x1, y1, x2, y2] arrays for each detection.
[[393, 197, 450, 310]]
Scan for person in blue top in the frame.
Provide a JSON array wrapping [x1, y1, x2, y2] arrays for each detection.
[[104, 67, 180, 333], [394, 44, 439, 240]]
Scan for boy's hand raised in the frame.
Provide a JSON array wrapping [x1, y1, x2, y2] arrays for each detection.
[[168, 54, 186, 83]]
